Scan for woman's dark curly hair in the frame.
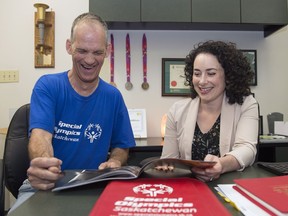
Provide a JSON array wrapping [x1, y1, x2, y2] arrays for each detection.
[[184, 40, 254, 105]]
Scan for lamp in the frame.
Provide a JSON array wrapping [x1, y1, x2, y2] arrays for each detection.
[[34, 3, 55, 68], [161, 114, 167, 139]]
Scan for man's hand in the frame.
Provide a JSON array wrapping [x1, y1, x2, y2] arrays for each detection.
[[98, 158, 121, 170], [27, 157, 63, 190], [98, 148, 129, 170]]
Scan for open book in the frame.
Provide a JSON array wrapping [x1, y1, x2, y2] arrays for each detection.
[[52, 158, 216, 192]]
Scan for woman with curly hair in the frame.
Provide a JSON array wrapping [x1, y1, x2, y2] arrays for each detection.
[[160, 40, 259, 182]]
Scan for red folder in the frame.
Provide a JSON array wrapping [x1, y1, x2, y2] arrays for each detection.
[[234, 176, 288, 216], [90, 178, 230, 216]]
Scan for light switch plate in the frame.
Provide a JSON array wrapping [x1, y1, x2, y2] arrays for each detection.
[[0, 70, 19, 83]]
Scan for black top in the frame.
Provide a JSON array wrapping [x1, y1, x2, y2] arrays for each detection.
[[192, 115, 220, 160]]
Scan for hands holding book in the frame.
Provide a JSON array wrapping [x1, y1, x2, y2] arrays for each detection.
[[191, 154, 241, 182], [154, 154, 241, 182], [27, 148, 128, 191], [27, 157, 64, 190], [191, 154, 242, 182], [191, 154, 220, 182], [154, 155, 218, 182]]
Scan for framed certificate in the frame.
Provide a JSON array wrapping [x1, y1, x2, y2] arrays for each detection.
[[128, 109, 147, 138], [161, 58, 191, 97]]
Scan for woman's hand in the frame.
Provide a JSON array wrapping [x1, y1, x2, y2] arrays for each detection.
[[154, 163, 174, 171], [191, 154, 222, 182]]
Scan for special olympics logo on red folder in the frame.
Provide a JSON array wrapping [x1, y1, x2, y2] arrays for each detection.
[[133, 184, 173, 197]]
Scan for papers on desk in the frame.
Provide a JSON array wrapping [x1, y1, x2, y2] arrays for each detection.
[[275, 121, 288, 136], [216, 184, 271, 216], [260, 135, 286, 140]]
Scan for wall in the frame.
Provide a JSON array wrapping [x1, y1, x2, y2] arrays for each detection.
[[1, 0, 288, 137]]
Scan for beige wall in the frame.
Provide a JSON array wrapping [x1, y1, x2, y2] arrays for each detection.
[[1, 0, 288, 136]]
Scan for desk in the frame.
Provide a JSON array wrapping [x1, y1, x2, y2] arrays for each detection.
[[9, 165, 275, 216], [259, 138, 288, 162], [131, 137, 288, 163]]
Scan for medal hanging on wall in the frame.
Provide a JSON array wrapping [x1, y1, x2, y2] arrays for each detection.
[[125, 33, 133, 90], [141, 34, 149, 90], [110, 34, 117, 87]]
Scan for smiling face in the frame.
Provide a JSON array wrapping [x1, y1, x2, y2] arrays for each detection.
[[66, 21, 110, 86], [192, 53, 226, 104]]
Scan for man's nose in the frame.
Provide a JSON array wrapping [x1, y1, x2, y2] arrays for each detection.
[[84, 53, 96, 64]]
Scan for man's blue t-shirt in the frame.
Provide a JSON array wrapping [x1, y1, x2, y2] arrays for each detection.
[[29, 71, 135, 170]]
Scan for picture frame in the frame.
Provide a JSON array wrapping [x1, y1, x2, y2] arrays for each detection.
[[128, 109, 147, 138], [162, 58, 191, 97], [161, 51, 257, 96], [241, 50, 257, 86]]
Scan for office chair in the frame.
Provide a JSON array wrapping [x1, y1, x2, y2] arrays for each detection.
[[267, 112, 284, 135], [0, 104, 30, 216]]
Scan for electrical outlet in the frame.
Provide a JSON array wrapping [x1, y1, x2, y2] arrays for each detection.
[[0, 70, 19, 83]]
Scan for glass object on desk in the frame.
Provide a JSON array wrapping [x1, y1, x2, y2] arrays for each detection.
[[161, 114, 167, 138]]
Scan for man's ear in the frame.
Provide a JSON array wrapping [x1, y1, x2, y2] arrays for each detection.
[[66, 39, 72, 55], [105, 43, 111, 58]]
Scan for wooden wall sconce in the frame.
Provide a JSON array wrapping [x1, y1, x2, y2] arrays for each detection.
[[34, 3, 55, 68]]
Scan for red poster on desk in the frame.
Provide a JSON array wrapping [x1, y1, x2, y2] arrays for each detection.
[[89, 178, 230, 216]]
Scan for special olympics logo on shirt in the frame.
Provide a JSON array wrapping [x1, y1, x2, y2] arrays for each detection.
[[133, 184, 173, 197], [84, 123, 102, 143]]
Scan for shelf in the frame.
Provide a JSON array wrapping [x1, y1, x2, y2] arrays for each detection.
[[107, 22, 286, 37]]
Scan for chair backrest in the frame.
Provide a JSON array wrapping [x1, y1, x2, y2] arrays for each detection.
[[3, 104, 30, 198], [267, 112, 284, 135]]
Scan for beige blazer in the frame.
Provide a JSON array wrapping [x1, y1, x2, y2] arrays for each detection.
[[161, 94, 259, 170]]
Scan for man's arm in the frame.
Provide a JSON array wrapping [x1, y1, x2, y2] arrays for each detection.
[[98, 147, 129, 169], [109, 147, 129, 165], [27, 128, 63, 190], [28, 128, 54, 159]]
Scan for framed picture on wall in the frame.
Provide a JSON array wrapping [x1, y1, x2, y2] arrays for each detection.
[[241, 50, 257, 86], [161, 58, 191, 97]]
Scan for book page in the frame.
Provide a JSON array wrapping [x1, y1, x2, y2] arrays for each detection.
[[141, 158, 216, 171], [52, 158, 216, 192], [53, 166, 141, 192]]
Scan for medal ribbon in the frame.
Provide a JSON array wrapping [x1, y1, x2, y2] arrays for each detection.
[[126, 34, 131, 83], [110, 34, 115, 83], [142, 34, 147, 83]]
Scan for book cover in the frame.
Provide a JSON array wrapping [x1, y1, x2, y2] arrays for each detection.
[[52, 158, 216, 192], [89, 178, 230, 216], [234, 176, 288, 216]]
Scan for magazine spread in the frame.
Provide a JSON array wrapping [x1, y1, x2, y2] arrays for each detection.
[[52, 158, 216, 192]]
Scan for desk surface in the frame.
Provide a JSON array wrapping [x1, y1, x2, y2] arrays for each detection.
[[260, 137, 288, 147], [9, 165, 275, 216], [135, 136, 288, 147]]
